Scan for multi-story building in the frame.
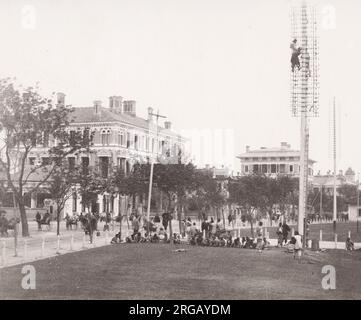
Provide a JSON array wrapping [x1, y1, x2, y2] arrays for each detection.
[[312, 168, 357, 195], [237, 142, 315, 177], [4, 93, 187, 216]]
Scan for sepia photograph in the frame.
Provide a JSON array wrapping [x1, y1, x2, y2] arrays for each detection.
[[0, 0, 361, 307]]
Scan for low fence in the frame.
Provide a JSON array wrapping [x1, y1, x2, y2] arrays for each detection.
[[0, 230, 117, 268]]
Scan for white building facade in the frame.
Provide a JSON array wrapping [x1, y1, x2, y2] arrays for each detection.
[[237, 142, 315, 178], [22, 93, 187, 217]]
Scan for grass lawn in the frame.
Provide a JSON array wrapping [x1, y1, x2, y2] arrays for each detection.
[[1, 243, 361, 300]]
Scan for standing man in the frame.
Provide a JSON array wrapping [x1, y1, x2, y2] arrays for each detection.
[[282, 221, 291, 245], [201, 219, 209, 238], [132, 215, 140, 234], [290, 39, 301, 72], [35, 211, 42, 230], [162, 211, 168, 231], [293, 231, 303, 261]]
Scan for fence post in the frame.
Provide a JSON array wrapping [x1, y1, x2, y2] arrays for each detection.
[[334, 234, 338, 249], [41, 235, 45, 257], [1, 241, 6, 267], [24, 239, 28, 260], [348, 230, 351, 239], [70, 233, 74, 251]]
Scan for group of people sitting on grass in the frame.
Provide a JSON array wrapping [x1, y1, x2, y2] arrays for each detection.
[[110, 227, 182, 245], [189, 232, 271, 250], [188, 221, 271, 252]]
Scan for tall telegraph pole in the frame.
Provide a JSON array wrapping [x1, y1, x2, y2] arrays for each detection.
[[290, 1, 319, 236], [146, 109, 166, 236], [332, 97, 337, 233]]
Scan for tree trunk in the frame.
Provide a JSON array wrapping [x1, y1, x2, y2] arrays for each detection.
[[178, 206, 182, 237], [18, 202, 29, 237], [169, 214, 173, 245], [249, 211, 254, 238], [222, 207, 226, 229], [57, 210, 60, 236]]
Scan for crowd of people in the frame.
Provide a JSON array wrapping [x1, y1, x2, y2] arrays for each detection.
[[106, 211, 359, 257]]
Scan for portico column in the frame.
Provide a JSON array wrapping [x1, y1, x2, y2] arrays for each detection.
[[31, 192, 37, 209], [113, 195, 119, 216]]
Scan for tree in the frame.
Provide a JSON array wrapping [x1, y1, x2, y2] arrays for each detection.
[[45, 163, 79, 235], [110, 163, 148, 235], [77, 169, 104, 214], [276, 175, 298, 218], [0, 78, 91, 236], [228, 174, 269, 237], [192, 171, 227, 222], [153, 163, 197, 240], [338, 184, 360, 206]]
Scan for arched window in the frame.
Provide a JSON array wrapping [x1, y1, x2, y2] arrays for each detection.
[[118, 131, 125, 146], [101, 129, 107, 145], [101, 129, 110, 145]]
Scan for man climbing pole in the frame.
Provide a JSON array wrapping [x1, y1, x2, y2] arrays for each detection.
[[290, 39, 301, 72]]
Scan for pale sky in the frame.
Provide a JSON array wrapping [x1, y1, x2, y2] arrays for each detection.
[[0, 0, 360, 176]]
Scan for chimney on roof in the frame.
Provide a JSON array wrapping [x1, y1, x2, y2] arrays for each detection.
[[56, 92, 65, 106], [164, 121, 172, 130], [94, 100, 102, 115], [109, 96, 123, 114], [246, 145, 250, 152], [281, 142, 290, 149], [148, 107, 154, 122], [123, 100, 136, 116]]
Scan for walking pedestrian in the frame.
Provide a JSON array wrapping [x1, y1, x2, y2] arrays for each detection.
[[293, 231, 303, 261], [282, 221, 291, 246], [276, 222, 283, 247]]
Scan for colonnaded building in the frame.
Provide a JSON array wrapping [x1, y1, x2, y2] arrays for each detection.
[[1, 93, 187, 217], [237, 142, 315, 178]]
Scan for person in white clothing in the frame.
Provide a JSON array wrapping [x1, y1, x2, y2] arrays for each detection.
[[293, 231, 303, 261]]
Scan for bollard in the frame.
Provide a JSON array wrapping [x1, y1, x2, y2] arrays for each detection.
[[319, 229, 322, 241], [348, 231, 351, 239], [334, 234, 338, 249], [24, 239, 28, 260], [1, 241, 6, 267], [41, 235, 45, 257], [56, 235, 60, 254]]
